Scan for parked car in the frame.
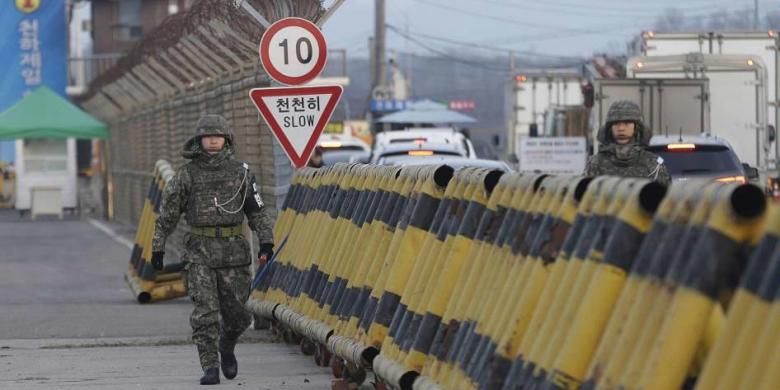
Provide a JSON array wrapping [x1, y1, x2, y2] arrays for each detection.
[[317, 135, 370, 166], [647, 135, 757, 183], [382, 155, 513, 171], [370, 128, 477, 164], [372, 143, 466, 165]]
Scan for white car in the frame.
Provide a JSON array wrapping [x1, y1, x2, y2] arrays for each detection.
[[370, 128, 477, 164], [317, 135, 370, 166], [383, 155, 513, 171]]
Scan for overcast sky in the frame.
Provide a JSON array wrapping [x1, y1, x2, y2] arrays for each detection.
[[321, 0, 777, 59]]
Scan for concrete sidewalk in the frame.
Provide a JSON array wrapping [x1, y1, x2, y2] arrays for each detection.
[[0, 336, 332, 389], [0, 211, 333, 389]]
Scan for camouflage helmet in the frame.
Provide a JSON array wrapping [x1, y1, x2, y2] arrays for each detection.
[[182, 114, 235, 156], [195, 114, 232, 138], [606, 100, 642, 124], [597, 100, 652, 146]]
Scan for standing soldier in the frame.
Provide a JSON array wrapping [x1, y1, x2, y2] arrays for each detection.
[[307, 145, 324, 168], [585, 100, 671, 185], [151, 114, 275, 385]]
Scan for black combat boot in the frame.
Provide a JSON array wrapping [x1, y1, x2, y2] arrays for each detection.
[[200, 367, 220, 385], [219, 330, 240, 379]]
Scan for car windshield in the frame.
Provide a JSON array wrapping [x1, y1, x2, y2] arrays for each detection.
[[647, 145, 742, 176], [322, 150, 364, 165], [321, 145, 365, 152], [380, 156, 511, 170]]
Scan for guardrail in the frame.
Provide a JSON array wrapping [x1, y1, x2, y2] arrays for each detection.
[[247, 163, 777, 390]]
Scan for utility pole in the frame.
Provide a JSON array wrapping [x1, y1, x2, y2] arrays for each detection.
[[374, 0, 386, 93], [508, 50, 517, 160], [369, 37, 375, 90], [369, 0, 386, 131], [755, 0, 759, 30], [405, 14, 412, 98]]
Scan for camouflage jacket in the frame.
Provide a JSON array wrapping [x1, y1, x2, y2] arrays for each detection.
[[152, 145, 274, 254], [584, 144, 671, 186]]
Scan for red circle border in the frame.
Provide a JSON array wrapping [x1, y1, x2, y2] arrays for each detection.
[[259, 17, 328, 85]]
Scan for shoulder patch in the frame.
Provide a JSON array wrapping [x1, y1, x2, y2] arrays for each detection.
[[656, 156, 664, 164]]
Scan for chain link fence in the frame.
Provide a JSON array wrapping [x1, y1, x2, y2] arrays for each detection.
[[80, 0, 324, 249]]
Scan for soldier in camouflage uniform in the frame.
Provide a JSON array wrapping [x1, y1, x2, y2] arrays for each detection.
[[585, 100, 671, 186], [151, 114, 274, 385]]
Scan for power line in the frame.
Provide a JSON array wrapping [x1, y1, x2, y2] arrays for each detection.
[[414, 0, 764, 33], [411, 0, 656, 39], [386, 31, 583, 75], [384, 36, 517, 73], [477, 0, 722, 18], [497, 4, 780, 43], [482, 0, 733, 14], [386, 24, 585, 60], [412, 0, 575, 30]]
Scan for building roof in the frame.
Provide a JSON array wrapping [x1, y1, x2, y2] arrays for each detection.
[[376, 99, 477, 124]]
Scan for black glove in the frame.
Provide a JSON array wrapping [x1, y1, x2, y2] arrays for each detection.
[[151, 251, 165, 271], [258, 243, 274, 264]]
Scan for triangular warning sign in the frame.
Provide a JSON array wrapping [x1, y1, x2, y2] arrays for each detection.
[[249, 85, 343, 168]]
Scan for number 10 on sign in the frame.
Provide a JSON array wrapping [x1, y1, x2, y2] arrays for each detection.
[[259, 17, 327, 86]]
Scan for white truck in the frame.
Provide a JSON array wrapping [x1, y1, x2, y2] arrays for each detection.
[[623, 52, 776, 177], [507, 69, 583, 158], [630, 31, 780, 175], [593, 78, 710, 139]]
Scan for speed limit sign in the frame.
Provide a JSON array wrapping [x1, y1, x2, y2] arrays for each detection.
[[259, 17, 327, 85]]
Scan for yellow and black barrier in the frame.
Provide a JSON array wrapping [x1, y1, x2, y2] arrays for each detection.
[[373, 168, 505, 389], [435, 174, 567, 389], [465, 175, 587, 389], [694, 203, 780, 390], [246, 167, 780, 390], [125, 160, 187, 303]]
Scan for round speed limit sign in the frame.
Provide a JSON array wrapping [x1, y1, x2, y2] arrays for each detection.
[[259, 17, 327, 85]]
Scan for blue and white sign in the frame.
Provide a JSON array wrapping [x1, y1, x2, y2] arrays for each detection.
[[0, 0, 67, 162], [370, 99, 411, 113]]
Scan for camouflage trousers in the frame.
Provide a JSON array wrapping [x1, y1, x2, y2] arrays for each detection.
[[184, 263, 252, 370]]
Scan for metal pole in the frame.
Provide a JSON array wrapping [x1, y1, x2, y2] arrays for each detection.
[[375, 0, 386, 90], [509, 51, 516, 159], [235, 0, 271, 28], [775, 35, 779, 172], [406, 14, 412, 98], [755, 0, 759, 30], [317, 0, 347, 27]]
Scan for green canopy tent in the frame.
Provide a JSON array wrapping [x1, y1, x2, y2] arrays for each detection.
[[0, 86, 109, 216], [0, 86, 108, 139]]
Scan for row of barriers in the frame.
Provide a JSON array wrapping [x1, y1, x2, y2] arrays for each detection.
[[246, 162, 780, 390], [124, 160, 187, 303]]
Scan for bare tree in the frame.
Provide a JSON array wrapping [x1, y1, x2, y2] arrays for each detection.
[[706, 10, 730, 30], [766, 11, 780, 30], [727, 9, 754, 31], [654, 8, 687, 32], [653, 6, 769, 33]]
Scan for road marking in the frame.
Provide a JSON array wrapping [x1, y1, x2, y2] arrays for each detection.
[[88, 218, 134, 250]]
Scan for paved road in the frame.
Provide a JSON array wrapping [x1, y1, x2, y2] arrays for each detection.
[[0, 210, 332, 389]]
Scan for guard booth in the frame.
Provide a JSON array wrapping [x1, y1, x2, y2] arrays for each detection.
[[0, 161, 14, 208], [14, 138, 77, 218], [0, 86, 108, 218]]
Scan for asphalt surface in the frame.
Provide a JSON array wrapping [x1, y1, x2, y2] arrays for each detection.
[[0, 209, 332, 389]]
